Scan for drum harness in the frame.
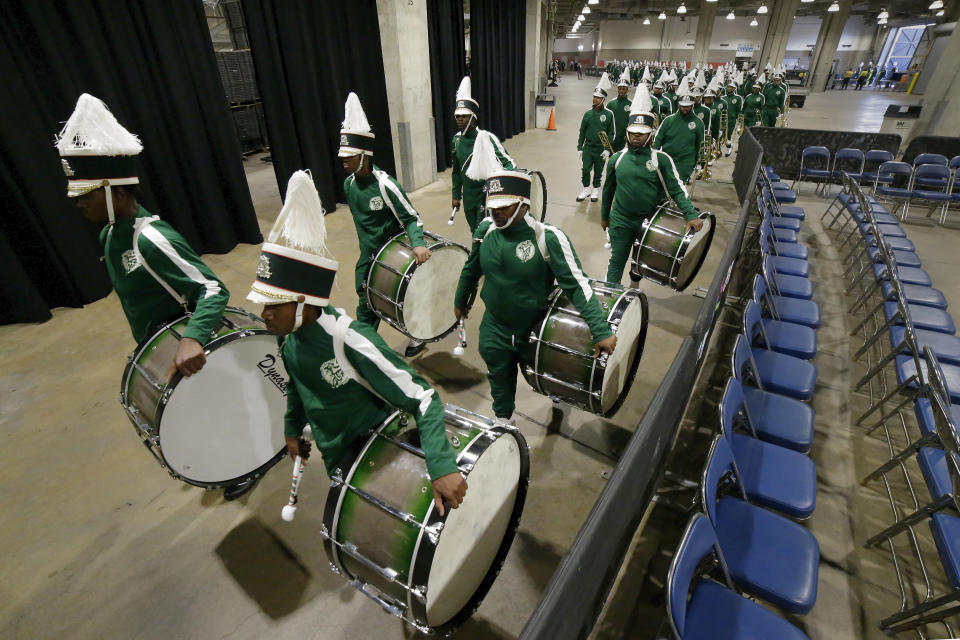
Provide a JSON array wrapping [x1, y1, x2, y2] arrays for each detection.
[[126, 216, 190, 314], [613, 148, 686, 218]]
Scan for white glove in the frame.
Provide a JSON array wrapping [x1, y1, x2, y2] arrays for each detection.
[[601, 150, 611, 160], [578, 150, 583, 160]]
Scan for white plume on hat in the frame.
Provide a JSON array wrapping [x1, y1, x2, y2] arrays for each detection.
[[641, 66, 653, 84], [595, 71, 613, 96], [631, 83, 654, 115], [55, 93, 142, 156], [464, 132, 502, 181], [695, 68, 708, 89], [341, 92, 371, 134], [268, 171, 332, 257], [456, 76, 472, 102]]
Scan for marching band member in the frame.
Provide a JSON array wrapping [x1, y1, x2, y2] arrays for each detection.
[[762, 74, 787, 127], [451, 76, 516, 234], [58, 94, 257, 500], [576, 72, 616, 202], [607, 77, 633, 152], [250, 170, 467, 515], [743, 81, 766, 128], [652, 82, 704, 184], [339, 93, 431, 357], [454, 137, 617, 424], [601, 85, 701, 286], [721, 80, 744, 155]]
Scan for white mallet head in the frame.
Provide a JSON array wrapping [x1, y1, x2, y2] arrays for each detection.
[[453, 345, 465, 356], [281, 504, 297, 522]]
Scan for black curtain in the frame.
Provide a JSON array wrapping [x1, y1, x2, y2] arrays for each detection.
[[242, 0, 396, 208], [0, 0, 262, 325], [471, 0, 526, 141], [427, 0, 466, 171]]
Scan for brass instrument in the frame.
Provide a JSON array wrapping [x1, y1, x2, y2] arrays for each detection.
[[598, 130, 615, 154], [718, 108, 729, 148], [698, 132, 713, 180], [777, 105, 789, 128], [736, 113, 744, 136]]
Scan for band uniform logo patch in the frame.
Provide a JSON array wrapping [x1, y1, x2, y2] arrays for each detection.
[[256, 255, 272, 279], [340, 134, 348, 146], [645, 159, 657, 171], [61, 159, 74, 177], [369, 196, 384, 211], [320, 358, 348, 388], [696, 112, 704, 120], [487, 179, 503, 193], [515, 239, 535, 263], [121, 249, 141, 274], [624, 104, 631, 112], [688, 121, 697, 130], [600, 114, 607, 122]]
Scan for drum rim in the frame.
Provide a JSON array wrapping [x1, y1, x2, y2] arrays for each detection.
[[526, 169, 548, 223], [634, 204, 685, 288], [120, 306, 286, 488], [672, 212, 717, 292], [599, 288, 649, 418], [408, 424, 529, 633], [365, 231, 469, 342]]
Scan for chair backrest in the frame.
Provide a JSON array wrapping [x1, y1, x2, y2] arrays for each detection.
[[865, 149, 895, 171], [801, 145, 830, 160], [950, 156, 960, 171], [731, 333, 763, 389], [834, 148, 865, 174], [913, 164, 951, 191], [720, 377, 758, 440], [743, 300, 769, 349], [665, 514, 735, 640], [921, 348, 960, 510], [913, 153, 948, 168], [701, 435, 747, 525], [877, 161, 913, 190], [751, 273, 782, 320], [760, 256, 781, 297]]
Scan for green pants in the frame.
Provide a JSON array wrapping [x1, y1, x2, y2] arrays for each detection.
[[725, 118, 738, 140], [672, 156, 697, 184], [761, 108, 779, 127], [464, 204, 486, 235], [355, 257, 380, 329], [581, 148, 606, 188], [605, 214, 647, 284], [743, 111, 761, 128], [478, 313, 532, 419]]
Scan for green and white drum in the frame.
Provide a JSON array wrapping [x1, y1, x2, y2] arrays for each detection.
[[631, 203, 716, 291], [120, 306, 288, 488], [521, 280, 648, 417], [366, 231, 469, 341], [321, 405, 529, 635]]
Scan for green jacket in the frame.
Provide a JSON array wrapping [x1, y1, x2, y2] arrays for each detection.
[[578, 105, 617, 152], [101, 206, 228, 344], [744, 93, 765, 118], [653, 110, 705, 173], [455, 215, 613, 342], [652, 93, 673, 118], [345, 166, 425, 259], [452, 127, 515, 213], [762, 84, 786, 111], [721, 93, 743, 120], [606, 97, 632, 150], [703, 101, 722, 138], [601, 146, 698, 223], [280, 307, 459, 480], [663, 91, 677, 110]]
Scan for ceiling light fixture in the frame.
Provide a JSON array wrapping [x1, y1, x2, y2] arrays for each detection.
[[757, 4, 768, 13], [643, 16, 651, 24], [937, 8, 945, 15], [878, 9, 888, 18], [929, 0, 943, 9], [588, 0, 599, 4], [658, 11, 667, 19], [750, 17, 759, 25], [827, 1, 839, 11], [727, 10, 736, 18], [582, 6, 591, 14], [801, 0, 814, 3], [677, 3, 687, 13]]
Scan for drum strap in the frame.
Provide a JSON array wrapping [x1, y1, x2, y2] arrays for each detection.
[[325, 312, 380, 400], [650, 150, 683, 211], [132, 217, 189, 311]]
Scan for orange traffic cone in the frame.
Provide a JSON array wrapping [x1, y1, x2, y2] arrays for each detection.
[[546, 107, 557, 131]]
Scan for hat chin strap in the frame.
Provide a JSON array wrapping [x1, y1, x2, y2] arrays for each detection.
[[292, 301, 306, 332], [105, 183, 116, 225], [493, 203, 526, 229]]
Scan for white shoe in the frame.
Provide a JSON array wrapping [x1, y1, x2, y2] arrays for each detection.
[[590, 187, 600, 201], [576, 186, 592, 202], [494, 415, 518, 429]]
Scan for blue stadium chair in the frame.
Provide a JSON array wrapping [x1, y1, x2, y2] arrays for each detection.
[[665, 513, 811, 640], [764, 256, 813, 300], [759, 220, 807, 260], [744, 300, 817, 360], [759, 228, 809, 277], [831, 148, 865, 185], [907, 164, 953, 224], [874, 161, 914, 217], [792, 146, 831, 195], [701, 436, 820, 613], [861, 149, 895, 188], [753, 274, 821, 330], [733, 333, 817, 401], [912, 152, 949, 188], [724, 362, 815, 454]]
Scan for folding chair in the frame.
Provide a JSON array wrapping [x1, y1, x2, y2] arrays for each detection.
[[732, 332, 817, 401], [907, 164, 953, 224], [758, 228, 808, 277], [722, 372, 815, 454], [743, 300, 817, 360], [861, 149, 895, 189], [665, 514, 810, 640], [701, 436, 820, 613], [763, 256, 812, 300], [719, 378, 817, 518], [753, 274, 821, 330], [760, 219, 807, 259], [830, 147, 865, 193], [912, 152, 949, 188], [792, 146, 831, 195], [874, 161, 915, 218]]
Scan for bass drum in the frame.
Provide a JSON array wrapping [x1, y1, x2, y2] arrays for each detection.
[[527, 169, 547, 222], [631, 203, 716, 292], [321, 405, 529, 635], [521, 280, 648, 417], [366, 231, 469, 341], [120, 307, 288, 487]]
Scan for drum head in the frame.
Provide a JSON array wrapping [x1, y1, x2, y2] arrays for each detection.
[[159, 334, 287, 484], [402, 245, 468, 340], [426, 433, 521, 626], [600, 294, 648, 416], [528, 170, 547, 222], [675, 214, 716, 291]]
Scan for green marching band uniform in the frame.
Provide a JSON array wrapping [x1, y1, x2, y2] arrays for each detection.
[[452, 76, 516, 233], [761, 80, 786, 127], [602, 86, 699, 284], [56, 94, 229, 347], [703, 95, 722, 142], [653, 105, 704, 184], [248, 169, 459, 481], [743, 88, 765, 128], [339, 92, 426, 330], [578, 94, 616, 188], [606, 80, 633, 151], [721, 86, 743, 140], [455, 172, 612, 420]]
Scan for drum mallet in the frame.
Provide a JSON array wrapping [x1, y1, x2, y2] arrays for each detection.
[[453, 318, 467, 356], [604, 228, 611, 250], [281, 455, 305, 522], [448, 205, 459, 226]]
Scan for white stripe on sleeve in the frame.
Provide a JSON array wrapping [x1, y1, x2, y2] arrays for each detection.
[[139, 224, 221, 300], [544, 225, 593, 301], [343, 325, 436, 416], [488, 132, 516, 167], [379, 174, 423, 228], [655, 150, 690, 199]]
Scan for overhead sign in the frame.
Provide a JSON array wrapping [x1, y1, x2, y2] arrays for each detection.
[[736, 44, 754, 58]]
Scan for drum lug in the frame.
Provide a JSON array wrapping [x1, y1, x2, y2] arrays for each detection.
[[424, 521, 444, 546], [409, 584, 428, 604], [328, 562, 342, 576], [161, 387, 174, 403]]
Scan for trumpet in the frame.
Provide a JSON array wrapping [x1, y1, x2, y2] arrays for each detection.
[[698, 133, 713, 180], [598, 130, 615, 154], [777, 105, 789, 128]]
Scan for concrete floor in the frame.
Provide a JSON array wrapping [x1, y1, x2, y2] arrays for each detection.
[[0, 76, 952, 640]]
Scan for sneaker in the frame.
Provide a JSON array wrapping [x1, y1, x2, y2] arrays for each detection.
[[404, 339, 426, 358], [494, 415, 517, 428], [576, 186, 591, 202], [223, 476, 259, 501], [590, 186, 600, 202]]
